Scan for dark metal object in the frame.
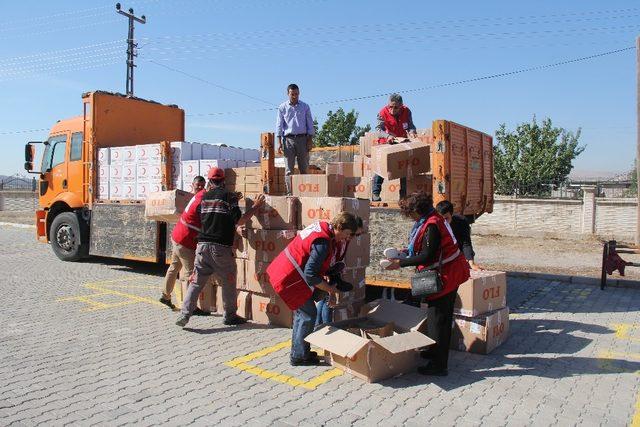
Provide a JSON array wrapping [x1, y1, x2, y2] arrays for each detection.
[[116, 3, 146, 97]]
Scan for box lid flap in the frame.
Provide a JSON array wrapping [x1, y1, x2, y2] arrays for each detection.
[[372, 331, 435, 354], [305, 326, 370, 358], [368, 300, 428, 332]]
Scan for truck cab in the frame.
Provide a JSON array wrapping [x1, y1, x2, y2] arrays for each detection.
[[25, 91, 185, 262]]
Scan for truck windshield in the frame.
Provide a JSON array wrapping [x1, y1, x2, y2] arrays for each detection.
[[42, 135, 67, 172]]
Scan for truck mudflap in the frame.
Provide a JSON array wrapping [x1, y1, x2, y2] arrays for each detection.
[[90, 202, 165, 263]]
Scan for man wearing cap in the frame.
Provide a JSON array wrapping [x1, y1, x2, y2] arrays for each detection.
[[372, 93, 418, 202], [159, 175, 207, 310], [176, 167, 266, 327], [276, 83, 315, 195]]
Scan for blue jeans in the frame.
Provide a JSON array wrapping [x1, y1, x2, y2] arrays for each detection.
[[291, 297, 317, 361], [316, 297, 332, 326], [372, 175, 407, 198]]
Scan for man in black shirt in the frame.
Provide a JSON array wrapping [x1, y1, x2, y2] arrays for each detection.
[[176, 167, 265, 328], [436, 200, 483, 271]]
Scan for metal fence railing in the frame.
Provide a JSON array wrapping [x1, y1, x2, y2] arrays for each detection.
[[496, 180, 634, 200], [0, 176, 36, 191]]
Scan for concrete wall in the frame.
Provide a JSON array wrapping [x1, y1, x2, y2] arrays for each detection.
[[0, 191, 37, 212], [474, 194, 637, 242]]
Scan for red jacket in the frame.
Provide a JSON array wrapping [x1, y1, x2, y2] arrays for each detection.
[[171, 190, 205, 250], [414, 211, 470, 300], [267, 221, 335, 310], [378, 105, 411, 138]]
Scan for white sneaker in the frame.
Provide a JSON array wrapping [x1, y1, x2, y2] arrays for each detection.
[[383, 248, 403, 259], [379, 259, 392, 269]]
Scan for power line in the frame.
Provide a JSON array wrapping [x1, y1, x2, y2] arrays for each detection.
[[147, 60, 277, 106], [188, 45, 636, 116]]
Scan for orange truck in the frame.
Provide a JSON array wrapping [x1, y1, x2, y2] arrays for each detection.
[[24, 91, 184, 262]]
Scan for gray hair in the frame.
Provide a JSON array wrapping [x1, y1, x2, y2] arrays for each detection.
[[389, 93, 403, 104]]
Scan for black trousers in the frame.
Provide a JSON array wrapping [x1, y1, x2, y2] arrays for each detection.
[[424, 290, 457, 369]]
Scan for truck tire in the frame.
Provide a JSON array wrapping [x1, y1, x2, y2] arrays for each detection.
[[50, 212, 89, 262]]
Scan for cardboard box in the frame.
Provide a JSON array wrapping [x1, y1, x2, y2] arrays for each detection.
[[181, 160, 201, 185], [123, 182, 137, 200], [406, 174, 433, 195], [343, 233, 370, 268], [380, 179, 401, 201], [251, 293, 293, 328], [122, 146, 137, 163], [233, 230, 248, 259], [332, 303, 364, 322], [98, 165, 109, 180], [178, 278, 215, 313], [144, 189, 194, 222], [136, 180, 162, 200], [215, 288, 252, 320], [244, 259, 274, 295], [326, 162, 359, 177], [171, 141, 192, 162], [136, 144, 162, 163], [109, 182, 123, 199], [243, 195, 298, 230], [451, 307, 510, 354], [370, 141, 430, 180], [246, 229, 297, 262], [298, 197, 370, 231], [235, 258, 246, 289], [305, 300, 434, 382], [243, 148, 260, 162], [201, 143, 221, 160], [122, 164, 137, 183], [98, 182, 109, 199], [343, 177, 371, 199], [98, 148, 110, 165], [291, 174, 344, 197], [109, 164, 123, 182], [110, 147, 123, 164], [190, 142, 203, 160], [455, 270, 507, 317], [334, 267, 366, 305]]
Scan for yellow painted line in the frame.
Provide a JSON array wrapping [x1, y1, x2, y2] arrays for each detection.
[[224, 340, 343, 390], [81, 300, 139, 312], [57, 278, 164, 312], [56, 293, 110, 302], [612, 323, 640, 343], [86, 283, 164, 307], [632, 394, 640, 427]]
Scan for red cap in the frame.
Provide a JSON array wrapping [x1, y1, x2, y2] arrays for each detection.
[[207, 167, 225, 180]]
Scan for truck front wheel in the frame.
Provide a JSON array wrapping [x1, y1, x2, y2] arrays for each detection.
[[50, 212, 89, 262]]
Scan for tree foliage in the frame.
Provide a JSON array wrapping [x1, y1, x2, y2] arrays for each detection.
[[494, 117, 585, 197], [313, 108, 371, 147]]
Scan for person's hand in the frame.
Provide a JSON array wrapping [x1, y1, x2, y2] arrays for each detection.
[[252, 193, 266, 208], [469, 260, 484, 271], [386, 136, 395, 144], [385, 259, 401, 270], [277, 143, 283, 154]]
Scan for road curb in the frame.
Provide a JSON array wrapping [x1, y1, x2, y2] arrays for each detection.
[[506, 271, 640, 290]]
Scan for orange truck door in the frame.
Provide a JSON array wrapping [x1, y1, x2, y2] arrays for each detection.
[[67, 132, 84, 203], [39, 134, 68, 208]]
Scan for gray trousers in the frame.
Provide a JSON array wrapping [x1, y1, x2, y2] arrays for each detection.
[[181, 242, 238, 318], [283, 134, 309, 194]]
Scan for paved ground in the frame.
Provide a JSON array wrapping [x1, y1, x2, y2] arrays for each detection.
[[1, 223, 640, 426]]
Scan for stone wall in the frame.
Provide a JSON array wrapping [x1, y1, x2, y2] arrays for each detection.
[[474, 194, 637, 242], [0, 191, 37, 212]]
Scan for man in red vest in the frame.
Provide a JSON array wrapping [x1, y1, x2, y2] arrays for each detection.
[[160, 175, 207, 310], [372, 93, 417, 202]]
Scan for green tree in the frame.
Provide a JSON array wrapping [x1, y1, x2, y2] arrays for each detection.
[[313, 108, 371, 148], [494, 117, 585, 197]]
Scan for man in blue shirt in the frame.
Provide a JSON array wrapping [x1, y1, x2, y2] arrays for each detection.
[[276, 83, 315, 195]]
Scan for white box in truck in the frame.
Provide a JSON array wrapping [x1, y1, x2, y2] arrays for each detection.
[[202, 143, 220, 160], [122, 146, 137, 163], [136, 144, 162, 163], [170, 142, 192, 162]]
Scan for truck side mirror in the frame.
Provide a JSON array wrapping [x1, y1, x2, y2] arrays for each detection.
[[25, 142, 43, 174]]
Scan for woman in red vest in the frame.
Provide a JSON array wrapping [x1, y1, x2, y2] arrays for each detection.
[[385, 191, 470, 376], [267, 212, 360, 366]]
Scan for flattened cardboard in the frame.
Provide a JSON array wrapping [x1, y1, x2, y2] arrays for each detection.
[[291, 174, 344, 197], [455, 270, 507, 317], [451, 307, 510, 354], [370, 141, 430, 180], [298, 197, 370, 231], [244, 195, 298, 230], [144, 190, 193, 222], [305, 300, 434, 382]]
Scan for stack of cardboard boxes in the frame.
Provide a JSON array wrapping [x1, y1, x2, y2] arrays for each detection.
[[97, 142, 260, 200], [450, 270, 510, 354]]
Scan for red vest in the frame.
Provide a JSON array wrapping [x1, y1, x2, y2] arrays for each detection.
[[171, 190, 204, 250], [378, 105, 411, 138], [414, 211, 470, 300], [267, 221, 335, 310]]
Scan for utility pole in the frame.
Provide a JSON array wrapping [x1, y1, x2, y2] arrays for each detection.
[[116, 3, 146, 97], [637, 36, 640, 244]]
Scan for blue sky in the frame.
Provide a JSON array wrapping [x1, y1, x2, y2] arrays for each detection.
[[0, 0, 638, 177]]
